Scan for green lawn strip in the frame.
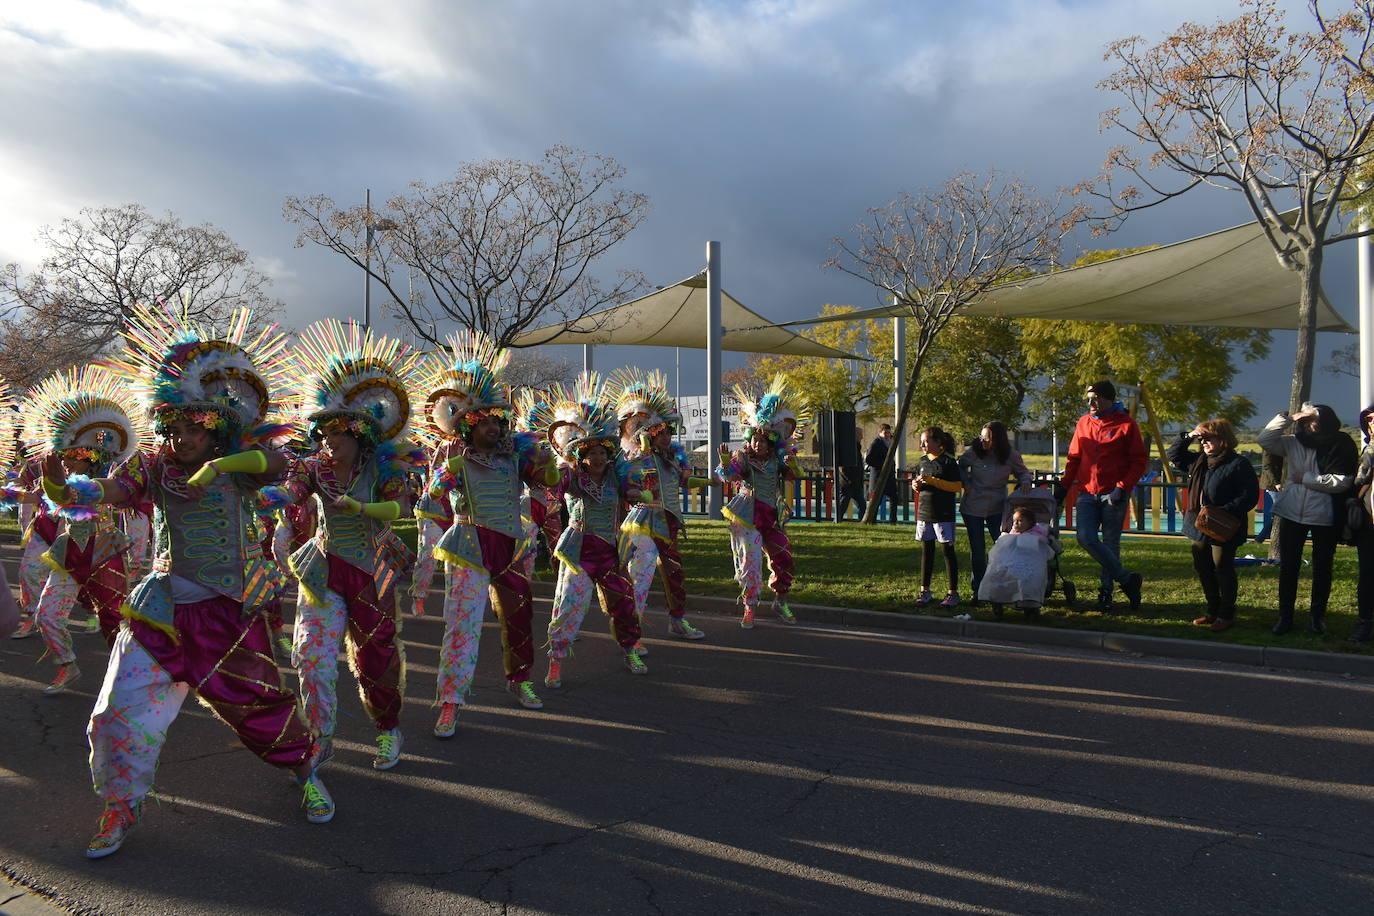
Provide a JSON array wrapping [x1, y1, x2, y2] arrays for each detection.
[[665, 520, 1369, 655]]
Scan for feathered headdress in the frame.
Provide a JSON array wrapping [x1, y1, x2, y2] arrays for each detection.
[[522, 372, 619, 461], [0, 377, 18, 471], [733, 374, 811, 447], [422, 329, 511, 442], [287, 319, 424, 447], [109, 301, 291, 446], [608, 368, 681, 449], [22, 366, 148, 471]]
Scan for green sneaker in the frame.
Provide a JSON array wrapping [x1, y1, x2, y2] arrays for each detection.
[[508, 679, 544, 710], [297, 772, 335, 824], [85, 802, 139, 859], [668, 617, 705, 640], [624, 650, 648, 675], [775, 600, 797, 625], [372, 727, 403, 771]]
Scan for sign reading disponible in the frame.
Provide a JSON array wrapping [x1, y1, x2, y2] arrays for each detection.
[[678, 395, 746, 448]]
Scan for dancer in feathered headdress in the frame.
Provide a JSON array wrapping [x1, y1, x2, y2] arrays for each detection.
[[716, 374, 811, 628], [610, 368, 714, 645], [42, 302, 330, 859], [406, 380, 452, 620], [276, 319, 425, 773], [514, 387, 566, 574], [422, 330, 558, 735], [526, 373, 646, 688], [6, 366, 146, 692], [7, 377, 68, 641], [0, 378, 25, 639]]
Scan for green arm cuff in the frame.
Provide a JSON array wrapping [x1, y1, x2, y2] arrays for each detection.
[[361, 501, 401, 522]]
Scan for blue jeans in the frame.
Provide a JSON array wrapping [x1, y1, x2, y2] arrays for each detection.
[[1075, 492, 1129, 595], [963, 513, 1001, 598]]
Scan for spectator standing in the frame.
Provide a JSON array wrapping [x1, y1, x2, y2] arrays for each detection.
[[1350, 407, 1374, 643], [865, 424, 899, 523], [958, 422, 1032, 604], [1258, 404, 1356, 636], [1059, 381, 1146, 612], [836, 429, 866, 521], [912, 426, 963, 609], [1167, 419, 1259, 633]]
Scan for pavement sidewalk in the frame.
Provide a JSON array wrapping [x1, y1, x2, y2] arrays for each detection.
[[530, 580, 1374, 679]]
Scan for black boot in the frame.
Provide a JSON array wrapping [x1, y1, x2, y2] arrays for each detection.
[[1351, 620, 1373, 644], [1272, 614, 1293, 636], [1309, 613, 1326, 636], [1092, 590, 1113, 613]]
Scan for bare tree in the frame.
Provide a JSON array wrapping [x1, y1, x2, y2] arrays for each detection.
[[0, 204, 281, 386], [1325, 340, 1360, 378], [828, 171, 1084, 524], [1093, 0, 1374, 411], [283, 145, 650, 351], [504, 349, 576, 391]]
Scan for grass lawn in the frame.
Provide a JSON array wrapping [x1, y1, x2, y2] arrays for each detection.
[[641, 519, 1370, 655]]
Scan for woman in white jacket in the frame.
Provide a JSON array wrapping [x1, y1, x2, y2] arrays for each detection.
[[1257, 405, 1357, 635]]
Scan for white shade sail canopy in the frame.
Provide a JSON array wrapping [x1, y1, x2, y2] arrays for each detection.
[[761, 212, 1355, 333], [511, 272, 864, 359]]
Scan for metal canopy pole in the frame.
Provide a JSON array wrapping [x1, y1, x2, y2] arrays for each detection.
[[363, 188, 372, 330], [583, 344, 595, 374], [1360, 222, 1373, 409], [893, 314, 906, 521], [706, 242, 723, 519]]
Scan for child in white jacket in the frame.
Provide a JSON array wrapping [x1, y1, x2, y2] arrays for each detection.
[[978, 507, 1060, 612]]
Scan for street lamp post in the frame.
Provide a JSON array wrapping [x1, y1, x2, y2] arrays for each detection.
[[362, 188, 399, 331]]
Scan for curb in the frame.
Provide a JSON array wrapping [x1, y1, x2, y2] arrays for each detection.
[[530, 581, 1374, 679]]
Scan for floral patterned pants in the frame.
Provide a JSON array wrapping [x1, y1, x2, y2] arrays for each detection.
[[727, 501, 793, 610], [292, 558, 405, 737], [548, 534, 640, 658], [436, 528, 534, 704], [88, 598, 312, 815]]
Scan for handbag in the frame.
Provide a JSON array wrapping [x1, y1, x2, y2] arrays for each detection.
[[1194, 504, 1241, 542], [1340, 489, 1369, 546]]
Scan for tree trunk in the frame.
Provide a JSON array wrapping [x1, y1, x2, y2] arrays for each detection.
[[1287, 248, 1322, 412], [861, 348, 927, 524]]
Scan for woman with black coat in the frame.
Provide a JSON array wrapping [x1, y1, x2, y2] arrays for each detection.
[[1257, 404, 1358, 635], [1349, 407, 1374, 643], [1168, 418, 1260, 633]]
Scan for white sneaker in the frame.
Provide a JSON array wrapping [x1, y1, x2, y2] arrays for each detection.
[[297, 771, 335, 824], [372, 728, 403, 771]]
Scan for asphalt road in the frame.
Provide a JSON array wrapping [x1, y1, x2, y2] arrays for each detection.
[[3, 564, 1373, 915]]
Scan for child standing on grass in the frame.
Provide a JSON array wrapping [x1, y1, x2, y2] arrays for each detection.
[[913, 427, 963, 610]]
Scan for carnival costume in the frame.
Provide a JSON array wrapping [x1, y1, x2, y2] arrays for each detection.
[[8, 456, 63, 639], [59, 303, 329, 859], [717, 376, 808, 628], [278, 319, 423, 772], [424, 330, 558, 735], [611, 369, 711, 643], [12, 366, 145, 693], [528, 374, 646, 687], [409, 435, 453, 618]]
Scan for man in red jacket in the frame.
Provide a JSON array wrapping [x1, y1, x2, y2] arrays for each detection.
[[1060, 380, 1146, 612]]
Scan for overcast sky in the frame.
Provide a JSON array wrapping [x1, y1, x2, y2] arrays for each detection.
[[0, 0, 1360, 422]]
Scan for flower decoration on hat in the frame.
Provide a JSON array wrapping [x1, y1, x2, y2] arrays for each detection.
[[287, 319, 425, 448], [608, 368, 681, 451], [109, 301, 291, 448], [733, 374, 811, 448], [22, 365, 149, 472], [422, 329, 512, 442], [522, 372, 619, 462]]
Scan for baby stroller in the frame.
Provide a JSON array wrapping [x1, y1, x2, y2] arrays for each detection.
[[983, 487, 1077, 619]]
